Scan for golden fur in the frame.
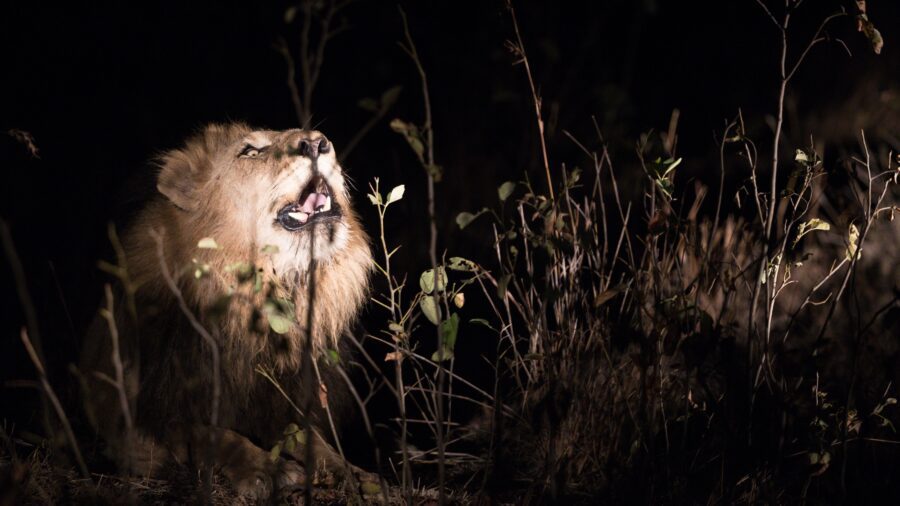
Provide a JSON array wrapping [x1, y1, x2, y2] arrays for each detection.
[[80, 123, 374, 498]]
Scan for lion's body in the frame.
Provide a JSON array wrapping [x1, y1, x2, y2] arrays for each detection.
[[80, 123, 374, 498]]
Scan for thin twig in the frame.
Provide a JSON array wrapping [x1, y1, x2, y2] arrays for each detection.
[[398, 7, 446, 503], [151, 230, 221, 500], [99, 284, 134, 463], [19, 328, 91, 480], [506, 0, 554, 200]]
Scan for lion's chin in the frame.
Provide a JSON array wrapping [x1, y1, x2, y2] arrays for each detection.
[[275, 174, 343, 232]]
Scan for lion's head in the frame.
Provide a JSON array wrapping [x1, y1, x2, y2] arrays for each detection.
[[128, 123, 371, 368], [157, 123, 364, 275]]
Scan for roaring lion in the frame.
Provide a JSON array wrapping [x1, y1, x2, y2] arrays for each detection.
[[79, 123, 374, 499]]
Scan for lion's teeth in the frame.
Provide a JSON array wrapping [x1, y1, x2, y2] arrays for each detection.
[[323, 196, 332, 211], [288, 212, 309, 223]]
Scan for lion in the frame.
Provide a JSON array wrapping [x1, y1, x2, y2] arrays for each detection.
[[79, 123, 375, 500]]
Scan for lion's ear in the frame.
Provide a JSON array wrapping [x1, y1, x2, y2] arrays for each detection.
[[156, 123, 252, 212], [157, 150, 202, 212]]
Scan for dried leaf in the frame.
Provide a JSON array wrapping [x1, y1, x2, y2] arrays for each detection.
[[497, 274, 512, 300], [594, 288, 619, 307], [319, 383, 328, 408], [384, 351, 404, 363], [793, 218, 831, 247], [846, 224, 861, 260], [8, 129, 40, 158]]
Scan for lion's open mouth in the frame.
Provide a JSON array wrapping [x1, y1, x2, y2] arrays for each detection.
[[276, 175, 342, 231]]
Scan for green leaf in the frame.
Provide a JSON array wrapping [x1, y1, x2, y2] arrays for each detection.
[[367, 192, 382, 206], [253, 270, 263, 293], [284, 436, 296, 453], [226, 262, 254, 281], [498, 181, 516, 201], [207, 294, 232, 322], [440, 312, 460, 351], [283, 423, 300, 435], [408, 138, 425, 159], [426, 164, 443, 181], [326, 349, 340, 366], [662, 157, 682, 177], [794, 149, 809, 163], [380, 85, 403, 108], [386, 184, 405, 205], [432, 346, 454, 362], [264, 298, 295, 335], [358, 97, 379, 112], [389, 118, 411, 134], [360, 481, 382, 496], [470, 318, 496, 332], [420, 269, 434, 294], [388, 322, 404, 333], [448, 256, 477, 272], [260, 244, 280, 255], [419, 267, 447, 294], [419, 296, 440, 325], [456, 212, 477, 229], [456, 209, 490, 230], [267, 312, 292, 334], [193, 260, 211, 279], [197, 237, 219, 249], [655, 177, 674, 198], [269, 442, 282, 462], [284, 6, 298, 23], [390, 119, 425, 160]]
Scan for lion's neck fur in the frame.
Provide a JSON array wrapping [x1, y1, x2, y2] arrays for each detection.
[[125, 199, 372, 397]]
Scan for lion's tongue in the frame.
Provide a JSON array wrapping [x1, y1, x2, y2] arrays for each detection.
[[300, 193, 329, 213], [300, 193, 319, 213]]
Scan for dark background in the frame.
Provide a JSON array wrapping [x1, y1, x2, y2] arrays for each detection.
[[1, 0, 896, 434]]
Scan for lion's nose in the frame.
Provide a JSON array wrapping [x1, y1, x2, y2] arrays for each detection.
[[298, 137, 330, 159]]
